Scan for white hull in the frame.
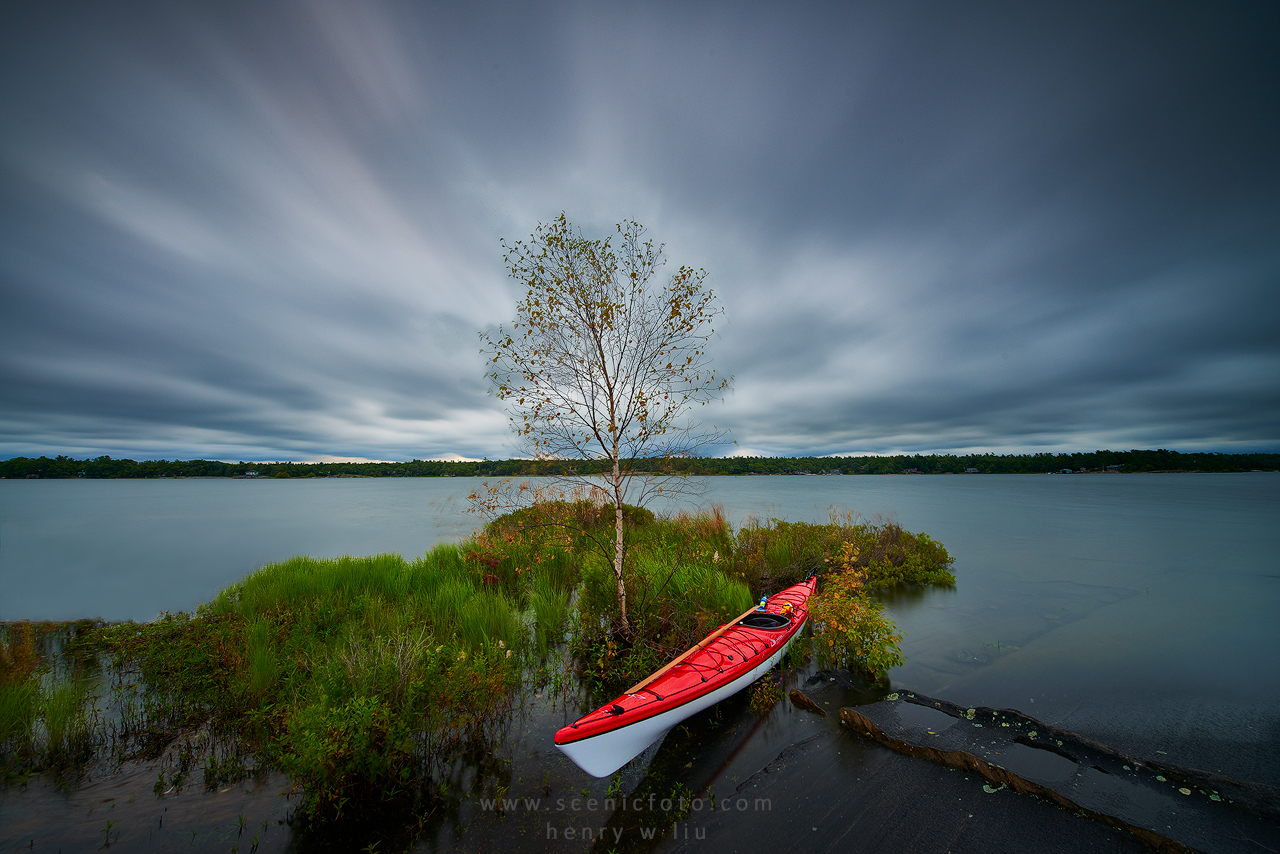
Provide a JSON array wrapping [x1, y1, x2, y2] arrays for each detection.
[[555, 623, 804, 777]]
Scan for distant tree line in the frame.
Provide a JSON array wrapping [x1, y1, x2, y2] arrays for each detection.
[[0, 455, 537, 479], [696, 449, 1279, 475], [2, 449, 1276, 479]]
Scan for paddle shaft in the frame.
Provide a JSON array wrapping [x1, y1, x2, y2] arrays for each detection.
[[624, 603, 762, 696]]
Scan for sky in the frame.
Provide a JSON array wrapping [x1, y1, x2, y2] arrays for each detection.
[[1, 1, 1277, 462]]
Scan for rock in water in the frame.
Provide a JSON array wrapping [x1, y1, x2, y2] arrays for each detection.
[[789, 688, 828, 716]]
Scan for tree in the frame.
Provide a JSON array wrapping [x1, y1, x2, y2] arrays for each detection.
[[477, 214, 731, 635]]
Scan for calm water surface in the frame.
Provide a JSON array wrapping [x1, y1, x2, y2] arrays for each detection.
[[0, 477, 478, 621], [2, 473, 1278, 850], [704, 473, 1280, 786]]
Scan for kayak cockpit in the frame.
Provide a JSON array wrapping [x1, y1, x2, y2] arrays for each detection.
[[737, 612, 792, 630]]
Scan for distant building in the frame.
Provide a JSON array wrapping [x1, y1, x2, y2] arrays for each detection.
[[1060, 468, 1073, 474], [965, 467, 979, 473]]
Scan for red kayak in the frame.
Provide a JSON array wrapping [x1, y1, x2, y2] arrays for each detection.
[[554, 576, 817, 777]]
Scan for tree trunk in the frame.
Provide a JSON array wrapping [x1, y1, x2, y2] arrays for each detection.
[[612, 455, 630, 635]]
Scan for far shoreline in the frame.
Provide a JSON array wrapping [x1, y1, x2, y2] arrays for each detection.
[[2, 448, 1278, 480]]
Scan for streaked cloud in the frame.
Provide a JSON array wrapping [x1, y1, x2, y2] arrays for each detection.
[[1, 1, 1276, 460]]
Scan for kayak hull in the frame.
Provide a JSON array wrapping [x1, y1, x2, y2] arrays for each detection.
[[554, 577, 816, 777]]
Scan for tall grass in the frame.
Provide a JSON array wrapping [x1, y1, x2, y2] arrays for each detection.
[[40, 679, 93, 762], [1, 623, 40, 764], [245, 617, 280, 698], [457, 595, 521, 650], [100, 543, 562, 816], [0, 677, 94, 770], [2, 622, 98, 772], [663, 562, 753, 618], [571, 543, 754, 688], [0, 680, 37, 754], [209, 549, 528, 655], [530, 576, 571, 654]]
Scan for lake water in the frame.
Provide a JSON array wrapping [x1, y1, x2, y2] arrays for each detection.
[[2, 473, 1279, 848], [1, 477, 481, 622]]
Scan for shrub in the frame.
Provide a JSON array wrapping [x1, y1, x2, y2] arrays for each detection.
[[810, 543, 905, 677], [732, 515, 954, 595], [749, 675, 782, 716], [274, 640, 514, 817], [0, 623, 38, 687]]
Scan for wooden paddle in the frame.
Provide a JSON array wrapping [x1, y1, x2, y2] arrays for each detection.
[[624, 602, 762, 696]]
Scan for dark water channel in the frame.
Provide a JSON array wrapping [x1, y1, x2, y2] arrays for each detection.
[[2, 473, 1278, 851]]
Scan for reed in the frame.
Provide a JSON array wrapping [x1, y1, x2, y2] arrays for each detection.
[[642, 557, 752, 624], [525, 546, 579, 595], [425, 578, 473, 636], [208, 548, 529, 655], [0, 680, 37, 756], [1, 623, 103, 773], [1, 678, 98, 771], [215, 553, 415, 618], [457, 593, 521, 651], [529, 575, 571, 654], [245, 617, 280, 698], [39, 679, 93, 762]]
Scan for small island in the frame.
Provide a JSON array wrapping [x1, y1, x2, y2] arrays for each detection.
[[0, 502, 954, 827]]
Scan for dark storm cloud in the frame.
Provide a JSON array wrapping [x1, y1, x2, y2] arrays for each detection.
[[1, 1, 1276, 461]]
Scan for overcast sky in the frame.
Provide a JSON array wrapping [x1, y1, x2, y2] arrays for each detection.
[[2, 1, 1277, 462]]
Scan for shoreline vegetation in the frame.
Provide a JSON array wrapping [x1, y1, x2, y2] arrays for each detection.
[[1, 504, 953, 826], [2, 449, 1277, 479]]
